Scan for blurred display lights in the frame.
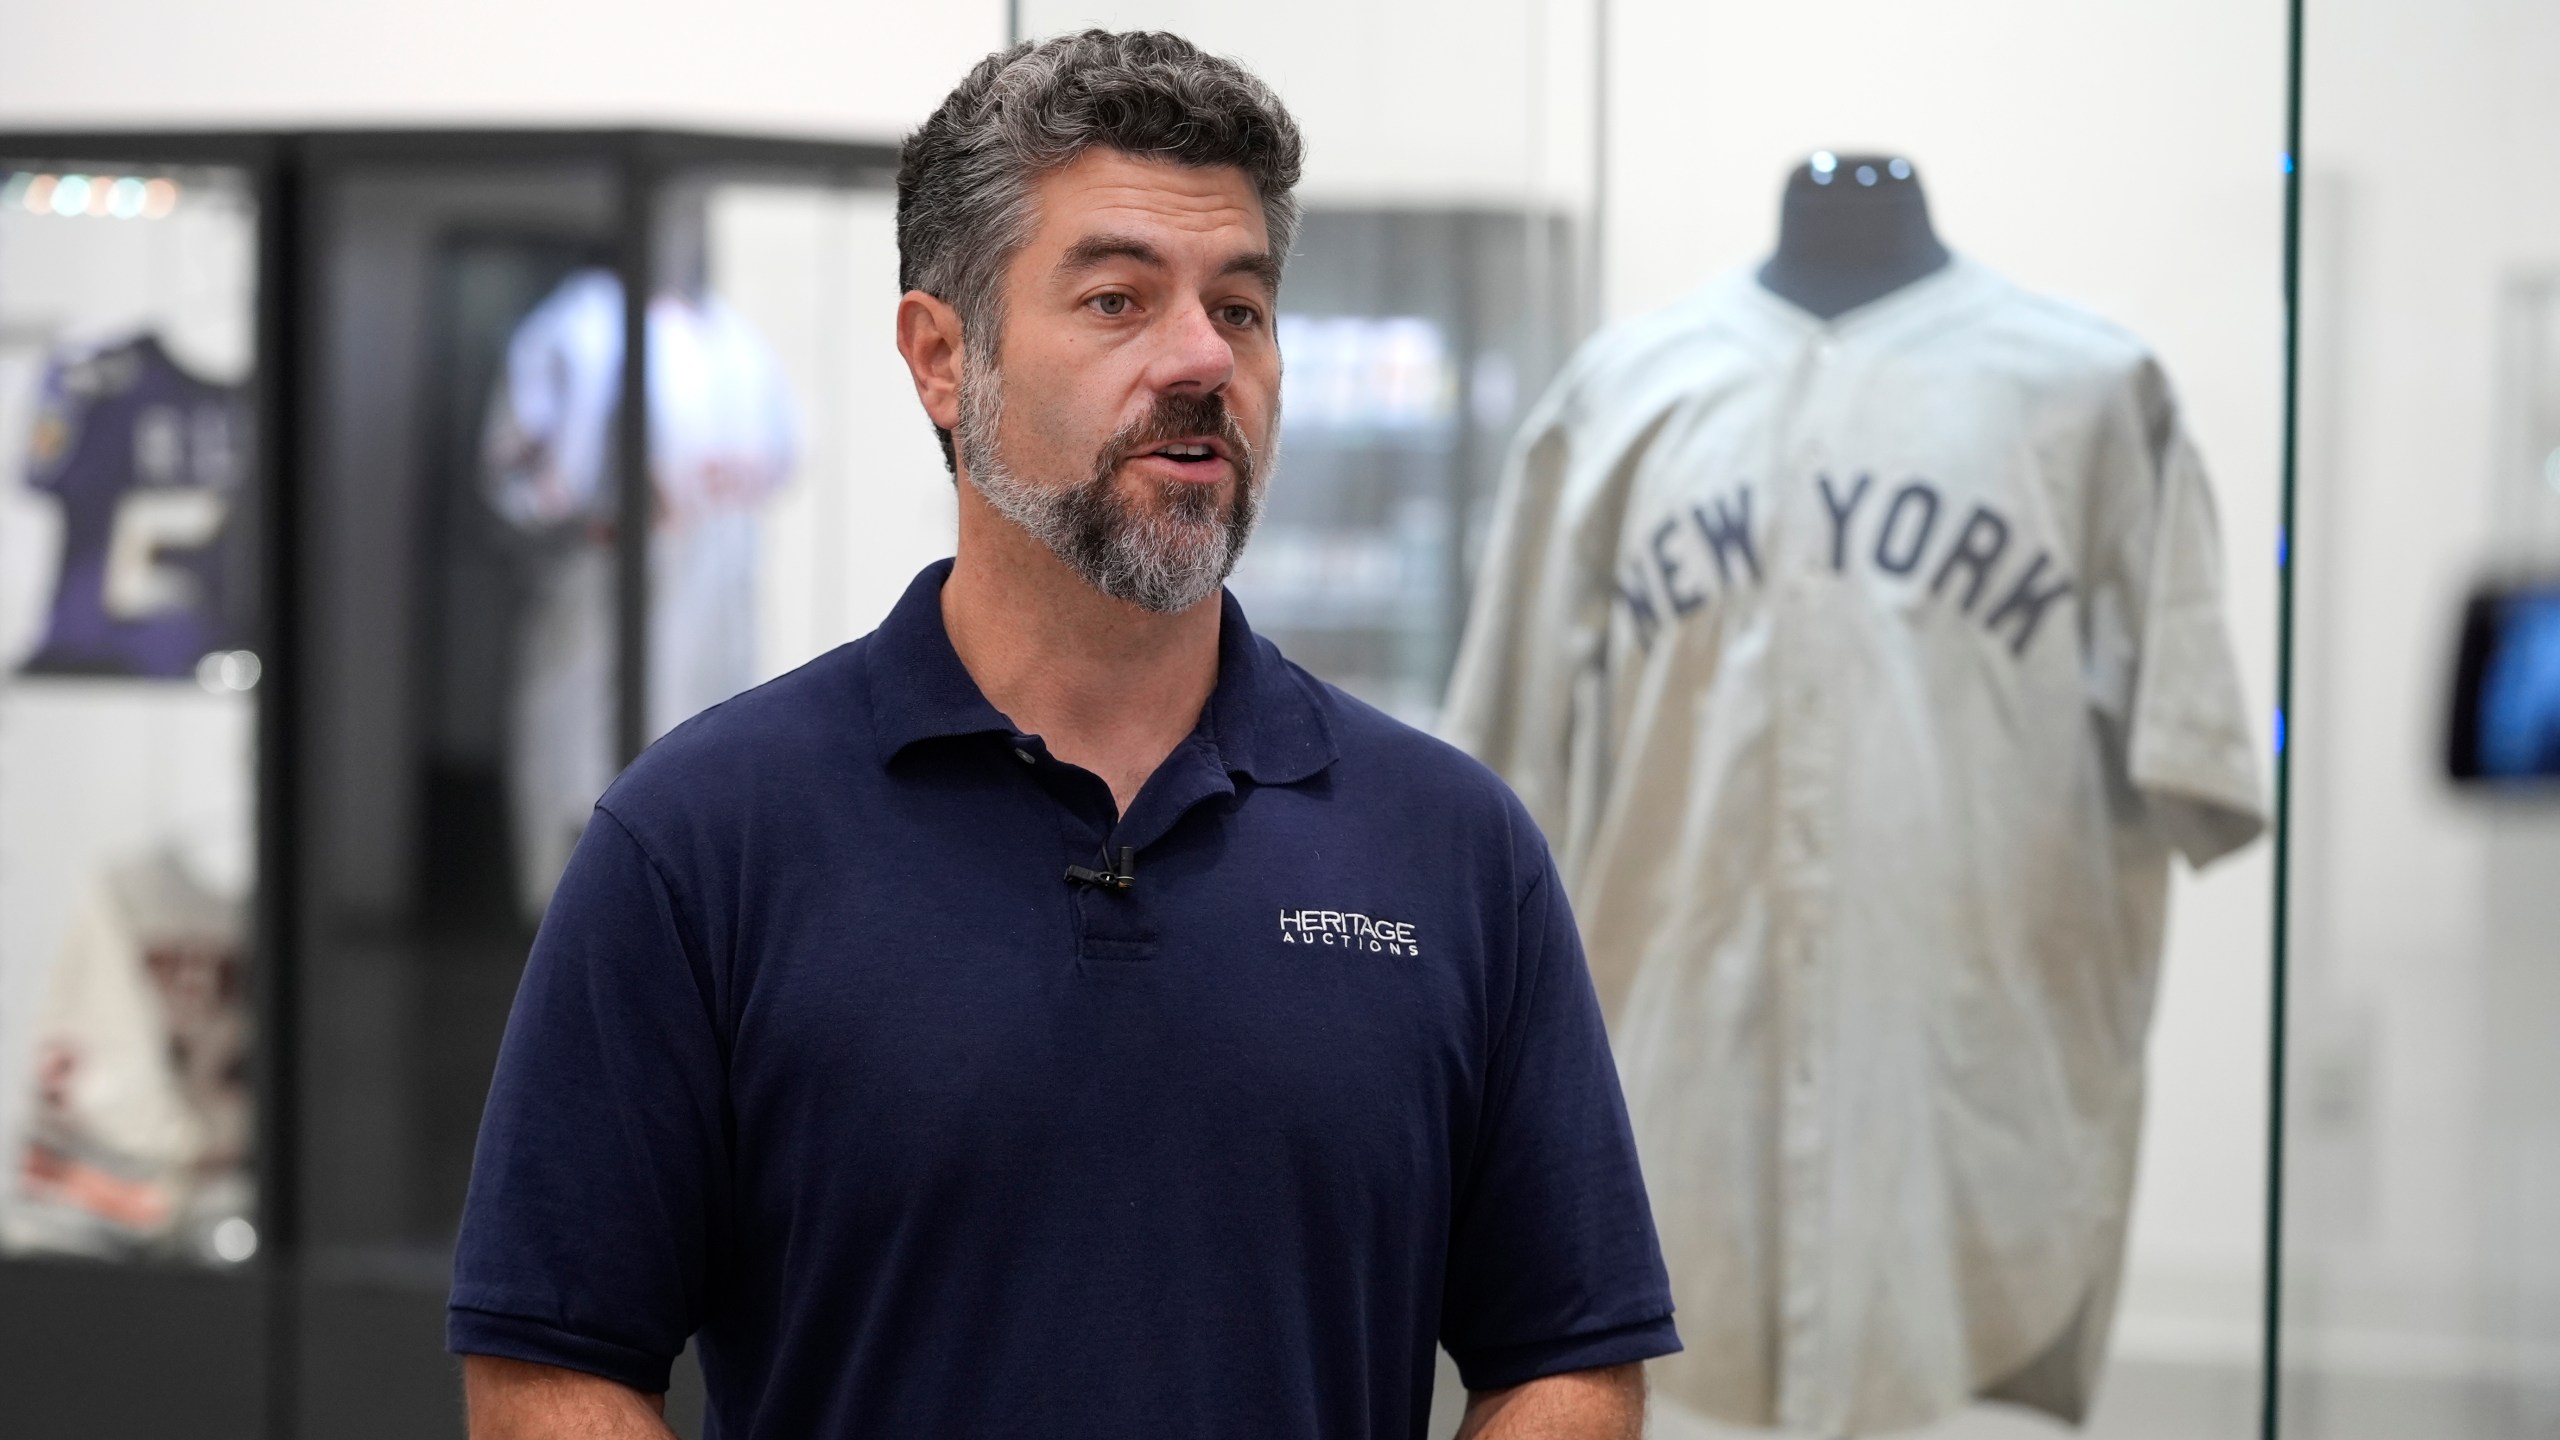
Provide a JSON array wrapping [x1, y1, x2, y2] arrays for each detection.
[[2, 171, 182, 219]]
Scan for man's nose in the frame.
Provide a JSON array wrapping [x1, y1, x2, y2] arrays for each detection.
[[1148, 299, 1237, 395]]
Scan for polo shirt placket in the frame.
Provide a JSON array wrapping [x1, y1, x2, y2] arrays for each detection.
[[1015, 721, 1232, 966]]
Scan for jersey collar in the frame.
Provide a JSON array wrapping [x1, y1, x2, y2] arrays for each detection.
[[1722, 251, 2008, 350], [865, 558, 1337, 788]]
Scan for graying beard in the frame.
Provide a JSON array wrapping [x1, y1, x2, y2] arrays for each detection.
[[955, 351, 1264, 614]]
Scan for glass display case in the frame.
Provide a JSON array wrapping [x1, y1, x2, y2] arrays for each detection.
[[1484, 3, 2289, 1435], [0, 158, 262, 1263], [0, 127, 903, 1440], [1235, 208, 1577, 722], [2277, 0, 2560, 1435], [0, 135, 272, 1437]]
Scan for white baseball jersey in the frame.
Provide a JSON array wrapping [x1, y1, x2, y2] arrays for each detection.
[[483, 269, 797, 919], [3, 851, 249, 1261], [1443, 258, 2265, 1436]]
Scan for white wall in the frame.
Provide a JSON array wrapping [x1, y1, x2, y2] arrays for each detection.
[[0, 1, 1005, 138], [1600, 0, 2292, 1424], [1019, 0, 1598, 213]]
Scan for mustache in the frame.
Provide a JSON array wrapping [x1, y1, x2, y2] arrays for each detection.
[[1100, 391, 1257, 486]]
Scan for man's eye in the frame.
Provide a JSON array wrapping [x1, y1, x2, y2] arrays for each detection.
[[1219, 304, 1261, 329], [1090, 294, 1131, 316]]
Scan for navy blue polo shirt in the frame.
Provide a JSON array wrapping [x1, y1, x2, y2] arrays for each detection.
[[449, 560, 1678, 1438]]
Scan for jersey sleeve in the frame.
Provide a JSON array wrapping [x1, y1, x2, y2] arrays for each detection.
[[1440, 375, 1611, 861], [447, 806, 730, 1392], [2098, 372, 2268, 868], [1439, 838, 1680, 1391], [483, 272, 617, 531], [23, 356, 87, 493], [481, 350, 565, 531]]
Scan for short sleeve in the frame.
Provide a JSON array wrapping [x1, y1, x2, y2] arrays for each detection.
[[447, 806, 730, 1393], [482, 271, 618, 531], [24, 358, 85, 492], [1443, 346, 1671, 885], [1440, 848, 1679, 1391], [1440, 389, 1603, 858], [2121, 420, 2267, 868]]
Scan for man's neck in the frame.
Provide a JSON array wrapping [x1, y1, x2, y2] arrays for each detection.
[[940, 483, 1223, 816]]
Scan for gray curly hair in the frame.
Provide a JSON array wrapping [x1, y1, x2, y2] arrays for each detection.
[[896, 29, 1306, 471]]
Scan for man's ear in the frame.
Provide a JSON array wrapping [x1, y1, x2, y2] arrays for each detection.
[[895, 289, 967, 434]]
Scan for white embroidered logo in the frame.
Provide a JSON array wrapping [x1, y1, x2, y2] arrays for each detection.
[[1277, 909, 1422, 956]]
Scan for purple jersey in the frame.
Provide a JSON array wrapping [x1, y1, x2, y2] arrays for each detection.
[[18, 335, 248, 679]]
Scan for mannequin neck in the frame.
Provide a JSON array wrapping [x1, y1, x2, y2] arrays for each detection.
[[1756, 153, 1951, 321]]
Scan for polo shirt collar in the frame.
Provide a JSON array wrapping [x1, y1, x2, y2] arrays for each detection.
[[866, 559, 1337, 787]]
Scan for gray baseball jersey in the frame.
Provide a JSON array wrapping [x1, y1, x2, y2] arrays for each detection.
[[1443, 258, 2265, 1435]]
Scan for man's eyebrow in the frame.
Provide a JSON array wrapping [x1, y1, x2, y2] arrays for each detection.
[[1218, 251, 1284, 295], [1053, 234, 1282, 295], [1056, 234, 1165, 277]]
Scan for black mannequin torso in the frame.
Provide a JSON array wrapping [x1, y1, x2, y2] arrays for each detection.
[[1755, 152, 1951, 321]]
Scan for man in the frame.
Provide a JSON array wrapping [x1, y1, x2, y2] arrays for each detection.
[[450, 30, 1677, 1439]]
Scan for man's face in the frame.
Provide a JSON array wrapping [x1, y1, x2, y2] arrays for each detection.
[[955, 149, 1283, 614]]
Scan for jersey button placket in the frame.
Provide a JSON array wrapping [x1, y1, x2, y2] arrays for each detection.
[[1772, 332, 1836, 1433]]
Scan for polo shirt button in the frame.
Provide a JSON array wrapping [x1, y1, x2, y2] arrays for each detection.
[[1014, 748, 1035, 764]]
